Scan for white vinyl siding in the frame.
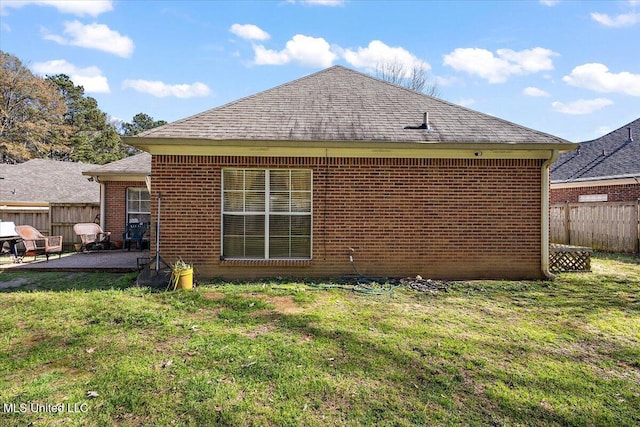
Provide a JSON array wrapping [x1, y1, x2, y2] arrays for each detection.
[[222, 169, 312, 259]]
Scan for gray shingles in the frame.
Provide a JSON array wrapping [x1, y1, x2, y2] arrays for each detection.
[[135, 66, 569, 145], [0, 159, 99, 204], [551, 118, 640, 182], [82, 152, 151, 176]]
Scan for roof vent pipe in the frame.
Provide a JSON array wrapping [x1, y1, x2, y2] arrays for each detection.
[[629, 127, 633, 142], [403, 112, 431, 130]]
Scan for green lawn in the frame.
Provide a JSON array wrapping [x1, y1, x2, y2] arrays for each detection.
[[1, 253, 638, 426]]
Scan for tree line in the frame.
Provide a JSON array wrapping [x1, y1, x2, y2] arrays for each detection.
[[0, 51, 166, 165]]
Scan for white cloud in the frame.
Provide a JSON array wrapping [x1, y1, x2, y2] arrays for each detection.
[[457, 98, 476, 107], [253, 34, 337, 67], [434, 75, 457, 87], [594, 125, 613, 137], [230, 24, 270, 41], [443, 47, 557, 83], [523, 86, 550, 97], [563, 63, 640, 96], [123, 79, 211, 98], [551, 98, 613, 115], [342, 40, 430, 74], [254, 45, 290, 65], [539, 0, 559, 6], [31, 59, 110, 93], [1, 0, 113, 17], [43, 20, 134, 58], [591, 11, 640, 27]]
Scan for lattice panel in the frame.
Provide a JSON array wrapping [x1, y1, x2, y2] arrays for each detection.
[[550, 249, 591, 272]]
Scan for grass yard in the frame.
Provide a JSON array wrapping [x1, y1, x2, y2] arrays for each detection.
[[0, 253, 638, 426]]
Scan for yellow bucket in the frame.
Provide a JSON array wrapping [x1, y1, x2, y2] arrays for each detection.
[[176, 268, 193, 290]]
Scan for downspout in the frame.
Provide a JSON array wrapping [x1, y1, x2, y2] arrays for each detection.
[[542, 149, 559, 280], [100, 181, 106, 230]]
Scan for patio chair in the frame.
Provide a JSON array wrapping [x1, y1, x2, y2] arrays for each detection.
[[14, 225, 63, 262], [123, 222, 149, 251], [73, 223, 112, 251]]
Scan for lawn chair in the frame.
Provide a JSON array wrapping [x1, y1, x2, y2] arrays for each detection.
[[14, 225, 63, 262], [123, 222, 149, 251], [73, 223, 112, 251]]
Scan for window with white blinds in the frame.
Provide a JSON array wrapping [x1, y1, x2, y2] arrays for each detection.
[[222, 169, 312, 259], [126, 188, 151, 225]]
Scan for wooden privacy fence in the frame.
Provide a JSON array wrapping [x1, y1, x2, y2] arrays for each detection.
[[0, 203, 100, 251], [551, 201, 640, 253]]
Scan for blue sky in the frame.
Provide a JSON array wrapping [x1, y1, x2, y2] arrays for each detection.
[[1, 0, 639, 142]]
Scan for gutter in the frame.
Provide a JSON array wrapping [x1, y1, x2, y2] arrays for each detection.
[[552, 172, 640, 184], [551, 174, 640, 189], [542, 149, 560, 280], [123, 136, 572, 156]]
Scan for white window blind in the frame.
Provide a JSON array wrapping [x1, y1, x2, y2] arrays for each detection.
[[222, 169, 312, 259], [126, 188, 151, 225]]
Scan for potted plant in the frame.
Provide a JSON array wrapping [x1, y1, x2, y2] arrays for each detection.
[[170, 259, 193, 290]]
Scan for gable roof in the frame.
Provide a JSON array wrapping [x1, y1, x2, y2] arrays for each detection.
[[132, 66, 569, 147], [551, 117, 640, 183], [82, 152, 151, 177], [0, 159, 99, 204]]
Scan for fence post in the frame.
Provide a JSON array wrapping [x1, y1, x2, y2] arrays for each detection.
[[48, 202, 53, 237], [564, 202, 571, 245], [636, 199, 640, 253]]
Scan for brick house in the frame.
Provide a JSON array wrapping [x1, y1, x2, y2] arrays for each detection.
[[551, 117, 640, 203], [123, 66, 573, 280], [82, 153, 151, 245]]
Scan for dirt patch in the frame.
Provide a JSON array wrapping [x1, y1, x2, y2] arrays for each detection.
[[244, 324, 277, 339], [299, 333, 314, 344], [240, 294, 304, 314], [0, 277, 30, 289], [202, 292, 225, 300]]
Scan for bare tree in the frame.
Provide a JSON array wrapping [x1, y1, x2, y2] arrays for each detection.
[[0, 51, 70, 162], [375, 59, 440, 98]]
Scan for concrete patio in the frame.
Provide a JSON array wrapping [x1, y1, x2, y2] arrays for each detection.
[[0, 249, 150, 272]]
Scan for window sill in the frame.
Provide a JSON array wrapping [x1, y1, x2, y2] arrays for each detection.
[[219, 258, 312, 267]]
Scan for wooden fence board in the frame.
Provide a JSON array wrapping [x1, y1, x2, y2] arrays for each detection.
[[551, 201, 639, 253], [0, 203, 100, 251], [50, 203, 100, 250]]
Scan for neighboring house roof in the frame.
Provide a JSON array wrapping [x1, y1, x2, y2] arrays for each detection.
[[134, 66, 570, 146], [82, 152, 151, 178], [0, 159, 99, 204], [551, 118, 640, 183]]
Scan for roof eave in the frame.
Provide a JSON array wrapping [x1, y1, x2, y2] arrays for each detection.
[[81, 171, 149, 181], [125, 137, 574, 160], [551, 173, 640, 186]]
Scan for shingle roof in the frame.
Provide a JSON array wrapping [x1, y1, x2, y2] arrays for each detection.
[[135, 66, 569, 145], [551, 118, 640, 182], [0, 159, 99, 204], [82, 152, 151, 176]]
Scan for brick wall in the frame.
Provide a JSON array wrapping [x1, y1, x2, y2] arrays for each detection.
[[104, 180, 145, 241], [551, 183, 640, 203], [151, 156, 545, 280]]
